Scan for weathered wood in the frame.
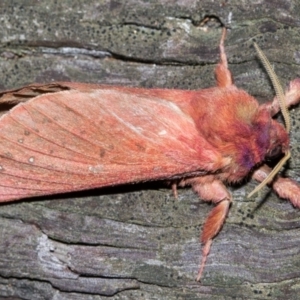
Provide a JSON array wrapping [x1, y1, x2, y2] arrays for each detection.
[[0, 1, 300, 299]]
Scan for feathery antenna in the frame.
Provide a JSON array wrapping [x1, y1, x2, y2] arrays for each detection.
[[248, 43, 290, 198]]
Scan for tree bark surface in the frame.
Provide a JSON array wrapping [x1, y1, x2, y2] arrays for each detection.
[[0, 1, 300, 299]]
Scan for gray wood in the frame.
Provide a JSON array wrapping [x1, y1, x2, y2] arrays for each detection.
[[0, 1, 300, 299]]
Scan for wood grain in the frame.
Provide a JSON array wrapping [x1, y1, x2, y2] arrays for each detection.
[[0, 0, 300, 299]]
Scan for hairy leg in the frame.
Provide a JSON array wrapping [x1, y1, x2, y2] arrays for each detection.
[[179, 175, 231, 281], [214, 28, 233, 88], [252, 164, 300, 208], [267, 78, 300, 116]]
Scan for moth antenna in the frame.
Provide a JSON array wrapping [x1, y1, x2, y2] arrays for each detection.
[[248, 43, 291, 198], [248, 151, 291, 198], [253, 42, 290, 132]]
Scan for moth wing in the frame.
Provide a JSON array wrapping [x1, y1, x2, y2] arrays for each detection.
[[0, 87, 222, 201]]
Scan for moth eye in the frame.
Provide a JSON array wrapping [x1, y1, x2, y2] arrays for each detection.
[[267, 145, 282, 160]]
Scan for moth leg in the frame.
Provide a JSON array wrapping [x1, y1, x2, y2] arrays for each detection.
[[215, 28, 233, 88], [172, 182, 178, 198], [267, 78, 300, 116], [252, 164, 300, 208], [180, 176, 231, 281]]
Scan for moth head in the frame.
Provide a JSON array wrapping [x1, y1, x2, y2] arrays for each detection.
[[247, 43, 291, 198]]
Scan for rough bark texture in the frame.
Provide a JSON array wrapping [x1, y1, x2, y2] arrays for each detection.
[[0, 1, 300, 299]]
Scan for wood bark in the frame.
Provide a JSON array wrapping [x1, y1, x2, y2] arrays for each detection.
[[0, 1, 300, 299]]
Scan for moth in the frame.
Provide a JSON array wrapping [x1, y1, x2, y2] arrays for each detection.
[[0, 28, 300, 281]]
